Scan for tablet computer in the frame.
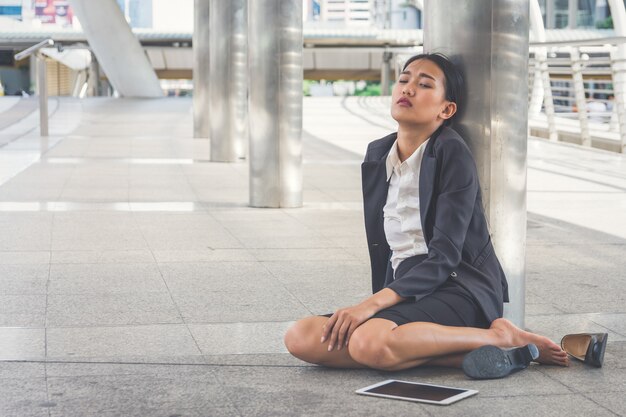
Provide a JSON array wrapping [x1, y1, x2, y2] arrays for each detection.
[[355, 379, 478, 406]]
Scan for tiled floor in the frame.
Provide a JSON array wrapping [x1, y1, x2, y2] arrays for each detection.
[[0, 96, 624, 416]]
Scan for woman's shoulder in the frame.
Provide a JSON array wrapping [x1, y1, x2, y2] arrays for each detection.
[[432, 126, 473, 158], [364, 132, 397, 160]]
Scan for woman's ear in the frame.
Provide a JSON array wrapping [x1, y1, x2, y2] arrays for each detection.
[[440, 102, 457, 121]]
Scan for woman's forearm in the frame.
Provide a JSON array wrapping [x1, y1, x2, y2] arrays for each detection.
[[362, 288, 407, 312]]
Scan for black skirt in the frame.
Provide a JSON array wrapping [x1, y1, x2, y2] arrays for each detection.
[[320, 265, 490, 329]]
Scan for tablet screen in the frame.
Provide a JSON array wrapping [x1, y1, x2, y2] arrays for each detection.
[[364, 381, 467, 401]]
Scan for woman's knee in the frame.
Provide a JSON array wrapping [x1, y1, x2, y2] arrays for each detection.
[[284, 317, 322, 361], [348, 326, 397, 370]]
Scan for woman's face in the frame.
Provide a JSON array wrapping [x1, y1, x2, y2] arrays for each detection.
[[390, 58, 456, 128]]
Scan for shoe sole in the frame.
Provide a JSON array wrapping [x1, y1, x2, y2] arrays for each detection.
[[462, 344, 539, 380]]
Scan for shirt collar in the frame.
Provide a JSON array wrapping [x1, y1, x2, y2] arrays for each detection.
[[385, 138, 430, 181]]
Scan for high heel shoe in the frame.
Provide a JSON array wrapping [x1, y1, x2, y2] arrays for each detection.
[[462, 344, 539, 379], [560, 333, 608, 368]]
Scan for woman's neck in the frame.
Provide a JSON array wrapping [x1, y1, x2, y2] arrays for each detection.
[[396, 123, 441, 162]]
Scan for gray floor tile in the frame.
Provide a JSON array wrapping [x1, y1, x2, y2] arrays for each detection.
[[50, 249, 155, 264], [171, 289, 311, 323], [0, 251, 50, 264], [538, 359, 626, 394], [46, 375, 234, 416], [48, 263, 168, 294], [0, 294, 47, 327], [159, 261, 275, 293], [0, 264, 49, 295], [46, 325, 201, 358], [46, 292, 182, 326], [0, 328, 45, 360], [189, 321, 294, 355], [153, 248, 256, 263], [0, 378, 49, 417], [584, 391, 626, 416], [249, 248, 356, 261], [526, 314, 626, 343], [0, 362, 46, 379]]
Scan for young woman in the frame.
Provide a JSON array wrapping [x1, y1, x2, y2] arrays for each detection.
[[284, 53, 568, 375]]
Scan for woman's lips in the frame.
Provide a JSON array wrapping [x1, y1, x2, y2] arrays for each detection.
[[397, 98, 412, 107]]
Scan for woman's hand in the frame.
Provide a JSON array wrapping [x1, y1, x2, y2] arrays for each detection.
[[321, 302, 377, 352]]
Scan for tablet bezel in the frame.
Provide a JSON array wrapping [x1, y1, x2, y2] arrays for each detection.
[[355, 379, 478, 406]]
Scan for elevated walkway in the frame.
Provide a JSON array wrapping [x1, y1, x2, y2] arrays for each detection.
[[0, 96, 623, 416]]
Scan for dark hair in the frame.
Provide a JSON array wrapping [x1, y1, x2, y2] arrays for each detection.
[[402, 52, 464, 126]]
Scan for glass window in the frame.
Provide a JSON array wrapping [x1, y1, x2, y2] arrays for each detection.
[[554, 0, 569, 28]]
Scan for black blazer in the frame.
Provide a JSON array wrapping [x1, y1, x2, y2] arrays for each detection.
[[361, 126, 509, 323]]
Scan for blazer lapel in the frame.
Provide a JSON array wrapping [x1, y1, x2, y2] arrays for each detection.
[[419, 154, 436, 244], [419, 127, 444, 244], [361, 160, 388, 244]]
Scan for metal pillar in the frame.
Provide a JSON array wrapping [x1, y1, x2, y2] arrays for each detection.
[[36, 55, 49, 136], [193, 0, 210, 139], [248, 0, 303, 208], [529, 0, 557, 141], [608, 0, 626, 153], [209, 0, 248, 161], [570, 47, 591, 147], [424, 0, 529, 327], [68, 0, 162, 97]]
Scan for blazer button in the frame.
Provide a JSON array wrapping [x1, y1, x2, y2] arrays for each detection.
[[450, 272, 457, 278]]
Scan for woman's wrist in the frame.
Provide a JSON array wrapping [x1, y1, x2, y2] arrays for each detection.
[[363, 288, 407, 312]]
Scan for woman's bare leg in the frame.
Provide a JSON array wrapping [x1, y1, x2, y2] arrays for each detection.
[[284, 316, 368, 368], [286, 315, 569, 371], [347, 318, 569, 371]]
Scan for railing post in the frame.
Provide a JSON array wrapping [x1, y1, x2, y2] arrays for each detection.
[[570, 47, 591, 147], [36, 54, 49, 137], [608, 0, 626, 153], [380, 50, 393, 96], [538, 51, 558, 141]]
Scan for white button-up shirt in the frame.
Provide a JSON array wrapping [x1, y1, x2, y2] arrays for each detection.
[[383, 138, 429, 274]]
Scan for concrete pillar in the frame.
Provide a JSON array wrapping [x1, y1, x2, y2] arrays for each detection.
[[248, 0, 303, 208], [68, 0, 162, 98], [208, 0, 248, 161], [424, 0, 529, 327], [193, 0, 210, 139]]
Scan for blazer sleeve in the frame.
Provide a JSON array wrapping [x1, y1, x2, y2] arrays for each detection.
[[385, 138, 479, 301]]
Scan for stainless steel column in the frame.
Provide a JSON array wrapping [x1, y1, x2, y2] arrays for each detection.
[[248, 0, 303, 207], [37, 55, 48, 136], [209, 0, 248, 161], [193, 0, 210, 139], [425, 0, 529, 327]]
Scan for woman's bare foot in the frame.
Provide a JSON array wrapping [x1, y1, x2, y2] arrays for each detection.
[[490, 318, 569, 366]]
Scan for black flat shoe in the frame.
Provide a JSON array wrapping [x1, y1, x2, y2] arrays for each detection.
[[561, 333, 608, 368], [462, 344, 539, 380]]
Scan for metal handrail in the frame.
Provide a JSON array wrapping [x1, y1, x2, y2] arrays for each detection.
[[14, 38, 54, 61], [13, 39, 54, 136]]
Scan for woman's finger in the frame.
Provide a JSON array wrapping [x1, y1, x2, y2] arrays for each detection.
[[336, 319, 352, 350], [321, 313, 337, 343], [328, 313, 345, 351]]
